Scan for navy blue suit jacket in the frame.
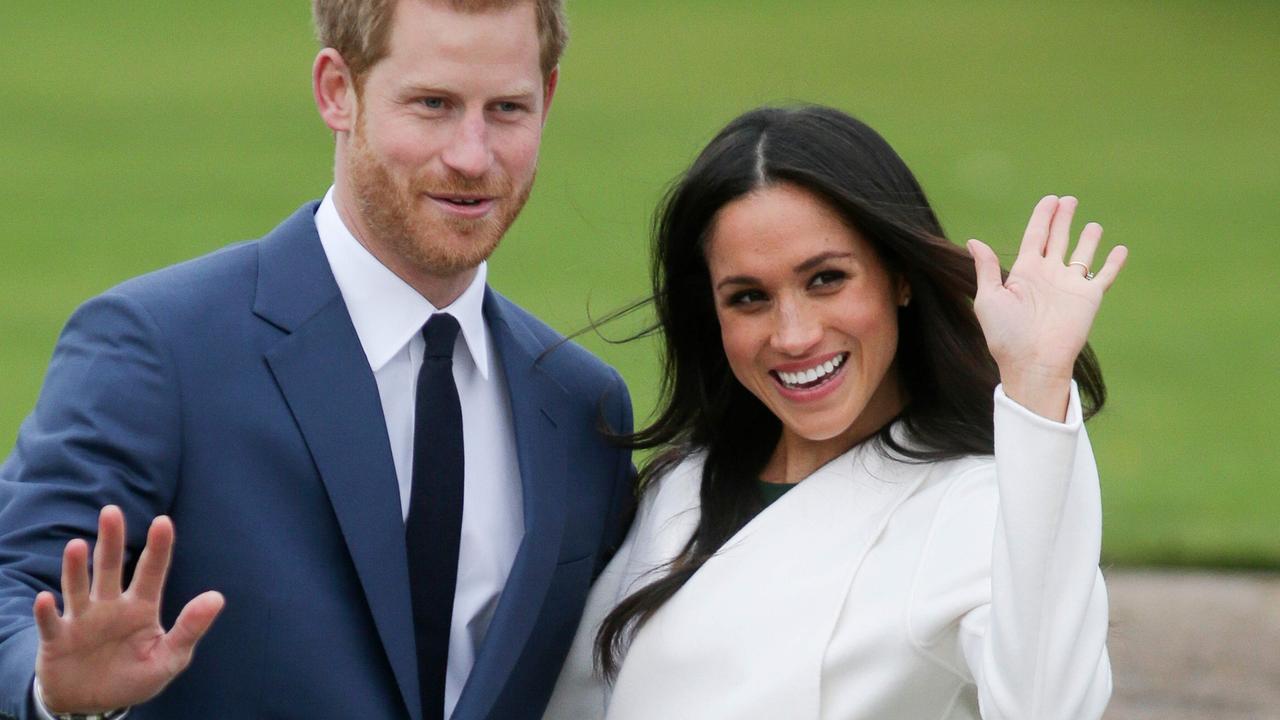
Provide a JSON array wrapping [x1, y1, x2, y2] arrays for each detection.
[[0, 204, 635, 719]]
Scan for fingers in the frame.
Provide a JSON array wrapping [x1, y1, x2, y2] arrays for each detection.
[[60, 539, 90, 617], [163, 591, 225, 669], [128, 516, 175, 602], [33, 592, 62, 643], [1068, 221, 1103, 276], [90, 506, 126, 601], [966, 238, 1003, 295], [1091, 244, 1129, 291], [1019, 195, 1059, 258], [1046, 196, 1078, 261]]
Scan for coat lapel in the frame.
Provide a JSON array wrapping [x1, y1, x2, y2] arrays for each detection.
[[452, 291, 569, 720], [608, 441, 928, 720], [254, 204, 421, 720]]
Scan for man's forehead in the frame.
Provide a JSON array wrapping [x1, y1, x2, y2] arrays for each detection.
[[388, 0, 540, 46], [381, 0, 542, 74]]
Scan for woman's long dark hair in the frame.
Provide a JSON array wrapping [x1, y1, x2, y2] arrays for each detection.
[[595, 105, 1106, 677]]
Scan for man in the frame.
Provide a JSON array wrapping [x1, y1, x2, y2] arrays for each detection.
[[0, 1, 635, 718]]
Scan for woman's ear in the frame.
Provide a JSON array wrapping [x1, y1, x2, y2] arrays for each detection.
[[896, 276, 912, 307], [313, 48, 357, 133]]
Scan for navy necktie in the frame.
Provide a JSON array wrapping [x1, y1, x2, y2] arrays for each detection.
[[406, 313, 464, 720]]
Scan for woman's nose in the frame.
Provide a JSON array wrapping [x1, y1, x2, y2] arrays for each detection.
[[769, 299, 821, 356]]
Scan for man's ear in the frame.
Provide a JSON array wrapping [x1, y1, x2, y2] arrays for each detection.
[[540, 66, 559, 125], [314, 48, 357, 133]]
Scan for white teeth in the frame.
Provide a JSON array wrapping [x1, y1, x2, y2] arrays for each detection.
[[776, 354, 847, 388]]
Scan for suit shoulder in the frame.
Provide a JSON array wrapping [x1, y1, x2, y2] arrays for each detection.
[[97, 239, 260, 317], [92, 202, 321, 320], [489, 292, 624, 395]]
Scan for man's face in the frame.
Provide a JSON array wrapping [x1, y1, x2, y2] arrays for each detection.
[[344, 0, 552, 280]]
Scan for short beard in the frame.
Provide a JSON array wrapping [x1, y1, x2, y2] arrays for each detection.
[[345, 115, 534, 279]]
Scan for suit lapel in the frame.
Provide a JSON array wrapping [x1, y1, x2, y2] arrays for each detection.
[[254, 205, 421, 720], [452, 291, 569, 720]]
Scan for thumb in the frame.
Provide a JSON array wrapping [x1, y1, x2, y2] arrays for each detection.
[[967, 239, 1003, 296], [162, 591, 225, 671]]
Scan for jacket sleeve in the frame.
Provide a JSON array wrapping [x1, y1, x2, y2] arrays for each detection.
[[0, 292, 181, 720], [543, 456, 701, 720], [593, 368, 637, 579], [956, 382, 1112, 719], [542, 483, 648, 720]]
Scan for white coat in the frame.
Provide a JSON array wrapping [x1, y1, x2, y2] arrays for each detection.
[[545, 385, 1111, 720]]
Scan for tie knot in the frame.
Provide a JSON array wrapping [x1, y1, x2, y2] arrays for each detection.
[[422, 314, 461, 360]]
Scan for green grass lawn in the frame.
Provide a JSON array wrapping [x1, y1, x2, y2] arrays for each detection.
[[2, 1, 1277, 567]]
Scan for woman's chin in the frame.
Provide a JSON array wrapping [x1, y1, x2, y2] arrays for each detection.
[[777, 412, 863, 446]]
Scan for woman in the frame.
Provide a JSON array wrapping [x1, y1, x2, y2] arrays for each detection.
[[546, 106, 1125, 720]]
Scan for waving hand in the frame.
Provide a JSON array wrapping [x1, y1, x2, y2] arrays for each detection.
[[967, 195, 1127, 421], [32, 506, 224, 714]]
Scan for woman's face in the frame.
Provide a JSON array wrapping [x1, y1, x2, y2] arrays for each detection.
[[705, 183, 908, 448]]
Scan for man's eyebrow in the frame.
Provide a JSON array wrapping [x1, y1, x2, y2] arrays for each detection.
[[399, 83, 540, 98], [400, 83, 453, 95]]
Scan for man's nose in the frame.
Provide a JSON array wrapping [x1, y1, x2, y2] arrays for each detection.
[[770, 298, 822, 356], [440, 112, 493, 180]]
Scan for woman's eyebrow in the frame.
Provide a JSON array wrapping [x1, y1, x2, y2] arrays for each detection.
[[715, 251, 856, 291], [794, 251, 854, 273], [715, 275, 759, 291]]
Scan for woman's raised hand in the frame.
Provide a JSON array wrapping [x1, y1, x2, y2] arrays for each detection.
[[967, 195, 1127, 421]]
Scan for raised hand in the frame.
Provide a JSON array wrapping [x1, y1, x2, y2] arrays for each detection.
[[32, 506, 224, 714], [967, 195, 1127, 421]]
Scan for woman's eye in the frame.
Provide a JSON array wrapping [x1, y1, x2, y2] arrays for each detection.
[[809, 270, 847, 289], [728, 290, 766, 306]]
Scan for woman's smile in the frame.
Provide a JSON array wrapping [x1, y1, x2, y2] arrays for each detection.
[[771, 351, 849, 398]]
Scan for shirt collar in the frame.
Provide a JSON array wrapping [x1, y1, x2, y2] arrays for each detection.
[[314, 187, 491, 377]]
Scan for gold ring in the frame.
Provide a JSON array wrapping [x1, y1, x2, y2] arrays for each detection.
[[1068, 261, 1091, 277]]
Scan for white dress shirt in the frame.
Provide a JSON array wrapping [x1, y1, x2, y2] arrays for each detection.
[[316, 188, 524, 719]]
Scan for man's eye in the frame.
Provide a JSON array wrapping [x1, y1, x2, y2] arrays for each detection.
[[495, 101, 523, 113], [809, 270, 847, 288], [420, 97, 446, 110]]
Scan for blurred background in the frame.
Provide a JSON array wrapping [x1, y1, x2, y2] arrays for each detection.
[[4, 2, 1279, 716], [1, 1, 1277, 571]]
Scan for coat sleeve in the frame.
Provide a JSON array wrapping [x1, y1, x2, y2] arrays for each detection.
[[954, 382, 1112, 719], [0, 292, 181, 720]]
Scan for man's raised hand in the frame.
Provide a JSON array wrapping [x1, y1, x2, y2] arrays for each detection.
[[32, 506, 224, 714]]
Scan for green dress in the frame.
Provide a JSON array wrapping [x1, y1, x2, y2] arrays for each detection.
[[757, 479, 796, 507]]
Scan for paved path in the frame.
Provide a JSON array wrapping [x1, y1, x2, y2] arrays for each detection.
[[1105, 569, 1280, 720]]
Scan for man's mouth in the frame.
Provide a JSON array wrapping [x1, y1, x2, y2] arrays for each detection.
[[771, 353, 848, 390], [427, 195, 497, 217]]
